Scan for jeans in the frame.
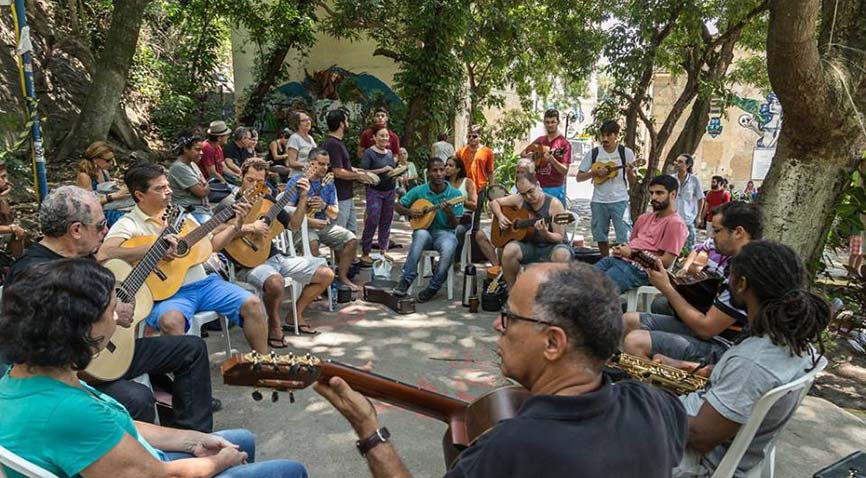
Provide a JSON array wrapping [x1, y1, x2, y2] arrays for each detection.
[[337, 198, 357, 234], [541, 185, 567, 209], [593, 256, 649, 293], [685, 222, 696, 253], [361, 188, 396, 254], [163, 429, 307, 478], [95, 335, 214, 432], [400, 229, 458, 292], [590, 200, 632, 243]]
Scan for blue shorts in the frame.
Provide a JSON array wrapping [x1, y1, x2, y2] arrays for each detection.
[[146, 273, 254, 330], [541, 185, 567, 209], [590, 200, 631, 243]]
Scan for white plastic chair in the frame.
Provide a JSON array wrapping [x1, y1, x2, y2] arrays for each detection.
[[411, 250, 454, 300], [0, 445, 59, 478], [710, 356, 828, 478], [625, 285, 661, 312], [563, 210, 580, 244], [187, 311, 233, 357]]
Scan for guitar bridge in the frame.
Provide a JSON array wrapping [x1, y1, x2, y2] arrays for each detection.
[[242, 237, 259, 252], [154, 268, 167, 281]]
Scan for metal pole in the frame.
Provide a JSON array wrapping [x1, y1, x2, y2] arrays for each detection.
[[10, 0, 49, 202]]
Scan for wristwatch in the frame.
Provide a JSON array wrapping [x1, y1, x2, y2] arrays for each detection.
[[356, 427, 390, 456]]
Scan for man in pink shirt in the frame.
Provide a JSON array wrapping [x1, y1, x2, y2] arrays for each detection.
[[520, 109, 572, 208], [594, 175, 687, 293]]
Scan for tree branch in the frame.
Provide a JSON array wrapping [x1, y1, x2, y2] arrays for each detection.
[[615, 89, 657, 142], [373, 47, 408, 63], [708, 0, 768, 50]]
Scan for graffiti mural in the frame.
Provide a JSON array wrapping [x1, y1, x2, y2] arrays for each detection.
[[732, 92, 783, 180], [258, 65, 403, 135]]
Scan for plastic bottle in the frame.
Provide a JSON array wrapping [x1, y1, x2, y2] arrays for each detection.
[[330, 281, 338, 310]]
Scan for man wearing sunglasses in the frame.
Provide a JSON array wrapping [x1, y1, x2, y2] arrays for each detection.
[[315, 262, 687, 477], [5, 186, 218, 433], [491, 173, 573, 289], [455, 125, 495, 191]]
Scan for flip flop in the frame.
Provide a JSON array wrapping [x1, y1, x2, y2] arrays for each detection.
[[268, 335, 290, 349], [282, 322, 321, 335]]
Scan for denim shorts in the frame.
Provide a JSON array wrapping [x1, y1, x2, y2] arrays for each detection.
[[146, 273, 253, 330], [590, 200, 631, 243], [639, 312, 728, 363], [517, 242, 574, 264]]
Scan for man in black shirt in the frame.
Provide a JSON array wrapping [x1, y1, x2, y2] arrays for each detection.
[[7, 185, 216, 432], [315, 262, 688, 477], [221, 126, 254, 184]]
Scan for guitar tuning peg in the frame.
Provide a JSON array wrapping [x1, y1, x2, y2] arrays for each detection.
[[271, 391, 279, 403], [252, 390, 263, 401], [253, 362, 263, 373], [289, 364, 300, 375], [289, 391, 295, 404]]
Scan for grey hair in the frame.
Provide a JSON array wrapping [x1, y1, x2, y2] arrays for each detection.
[[234, 126, 251, 141], [516, 158, 535, 174], [533, 262, 623, 363], [38, 186, 98, 237]]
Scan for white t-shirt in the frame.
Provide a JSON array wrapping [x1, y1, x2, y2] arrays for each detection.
[[578, 145, 636, 203], [287, 133, 317, 168]]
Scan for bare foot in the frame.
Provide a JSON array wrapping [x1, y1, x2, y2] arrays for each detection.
[[340, 277, 361, 292]]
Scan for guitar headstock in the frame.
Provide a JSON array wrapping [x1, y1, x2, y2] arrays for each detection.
[[222, 352, 323, 390], [164, 205, 185, 234], [633, 159, 647, 168], [321, 172, 334, 186], [448, 196, 465, 206], [551, 213, 575, 225], [241, 182, 269, 204]]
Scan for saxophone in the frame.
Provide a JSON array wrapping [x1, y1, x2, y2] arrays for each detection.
[[609, 352, 708, 395]]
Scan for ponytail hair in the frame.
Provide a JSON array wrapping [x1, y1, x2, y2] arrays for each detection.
[[730, 241, 830, 361]]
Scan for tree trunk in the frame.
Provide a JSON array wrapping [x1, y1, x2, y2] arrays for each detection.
[[109, 103, 148, 152], [663, 95, 710, 166], [402, 94, 428, 156], [55, 0, 150, 162], [238, 43, 293, 126]]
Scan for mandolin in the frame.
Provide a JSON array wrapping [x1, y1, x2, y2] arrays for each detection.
[[629, 249, 723, 313], [125, 183, 267, 300], [490, 206, 575, 248], [408, 196, 465, 230], [222, 352, 530, 468], [523, 144, 566, 169], [224, 173, 331, 268], [590, 158, 646, 185], [84, 207, 185, 382]]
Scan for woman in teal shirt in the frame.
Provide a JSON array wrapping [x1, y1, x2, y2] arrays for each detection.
[[0, 259, 307, 478]]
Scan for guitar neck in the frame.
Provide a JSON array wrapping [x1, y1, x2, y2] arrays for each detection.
[[119, 230, 173, 302], [183, 205, 236, 246], [320, 361, 468, 423]]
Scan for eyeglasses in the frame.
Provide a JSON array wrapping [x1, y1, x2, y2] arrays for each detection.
[[78, 218, 108, 230], [469, 134, 479, 139], [499, 307, 555, 331]]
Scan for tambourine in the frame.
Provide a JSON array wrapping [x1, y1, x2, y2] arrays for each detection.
[[387, 165, 408, 178], [357, 170, 381, 186]]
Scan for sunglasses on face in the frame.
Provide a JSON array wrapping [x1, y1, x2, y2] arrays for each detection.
[[499, 307, 554, 331], [469, 134, 479, 139]]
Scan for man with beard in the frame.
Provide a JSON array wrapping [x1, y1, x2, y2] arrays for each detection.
[[593, 175, 687, 293], [314, 263, 687, 478], [700, 176, 731, 233], [520, 109, 572, 208], [621, 201, 763, 365]]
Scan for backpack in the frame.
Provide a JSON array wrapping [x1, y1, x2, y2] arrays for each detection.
[[591, 144, 628, 186]]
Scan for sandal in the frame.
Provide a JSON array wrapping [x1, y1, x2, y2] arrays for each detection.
[[267, 335, 290, 349], [358, 258, 374, 268], [282, 322, 321, 335]]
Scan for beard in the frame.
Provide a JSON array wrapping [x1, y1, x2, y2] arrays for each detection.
[[651, 199, 669, 211]]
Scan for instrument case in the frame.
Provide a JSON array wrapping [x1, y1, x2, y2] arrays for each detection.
[[364, 279, 416, 315]]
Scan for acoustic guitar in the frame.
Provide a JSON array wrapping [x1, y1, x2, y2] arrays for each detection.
[[490, 206, 575, 248], [590, 158, 646, 185], [125, 183, 267, 300], [523, 144, 566, 169], [84, 207, 185, 382], [222, 352, 530, 468], [408, 196, 465, 230], [224, 173, 332, 268], [629, 249, 723, 313]]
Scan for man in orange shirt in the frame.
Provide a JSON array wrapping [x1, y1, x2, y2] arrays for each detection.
[[455, 124, 495, 191]]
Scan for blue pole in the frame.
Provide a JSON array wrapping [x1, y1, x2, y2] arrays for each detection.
[[11, 0, 49, 202]]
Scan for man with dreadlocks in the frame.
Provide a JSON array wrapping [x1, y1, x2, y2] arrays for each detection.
[[665, 240, 830, 478]]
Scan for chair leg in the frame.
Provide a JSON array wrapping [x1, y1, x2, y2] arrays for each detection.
[[219, 315, 232, 356], [447, 268, 454, 300]]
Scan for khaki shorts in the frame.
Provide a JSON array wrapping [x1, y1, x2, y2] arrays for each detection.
[[300, 222, 356, 252]]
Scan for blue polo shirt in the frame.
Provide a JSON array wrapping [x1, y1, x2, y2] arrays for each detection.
[[399, 183, 464, 230], [284, 174, 338, 221]]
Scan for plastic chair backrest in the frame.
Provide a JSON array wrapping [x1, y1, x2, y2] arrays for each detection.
[[0, 445, 59, 478], [710, 355, 828, 478]]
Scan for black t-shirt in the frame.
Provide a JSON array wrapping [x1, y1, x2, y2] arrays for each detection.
[[444, 377, 687, 478], [323, 136, 353, 201], [7, 242, 81, 284], [222, 141, 253, 168]]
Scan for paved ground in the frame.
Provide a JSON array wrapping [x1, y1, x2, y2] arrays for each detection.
[[199, 198, 864, 477]]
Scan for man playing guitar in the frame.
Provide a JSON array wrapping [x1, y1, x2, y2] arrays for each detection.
[[6, 186, 216, 432], [519, 109, 572, 208], [492, 173, 573, 289], [391, 157, 464, 303], [282, 148, 361, 292], [98, 162, 271, 354], [622, 201, 762, 365], [228, 158, 334, 339]]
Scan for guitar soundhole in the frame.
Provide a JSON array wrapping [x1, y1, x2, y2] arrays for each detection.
[[106, 341, 116, 353], [176, 241, 190, 257]]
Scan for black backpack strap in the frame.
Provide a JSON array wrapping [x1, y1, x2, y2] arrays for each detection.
[[591, 146, 599, 164], [618, 145, 628, 186]]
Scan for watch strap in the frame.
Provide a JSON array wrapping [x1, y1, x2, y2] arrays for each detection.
[[356, 427, 390, 456]]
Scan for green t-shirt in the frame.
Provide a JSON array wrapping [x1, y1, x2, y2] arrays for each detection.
[[399, 182, 465, 230], [0, 369, 163, 478]]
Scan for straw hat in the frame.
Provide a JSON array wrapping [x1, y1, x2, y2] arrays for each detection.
[[207, 120, 231, 136]]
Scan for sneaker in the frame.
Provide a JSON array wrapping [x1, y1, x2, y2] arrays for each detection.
[[417, 287, 437, 303], [392, 279, 411, 297]]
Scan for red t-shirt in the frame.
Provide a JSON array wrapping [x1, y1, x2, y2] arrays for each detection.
[[198, 141, 225, 179], [531, 134, 572, 187], [359, 128, 401, 156], [704, 189, 731, 220], [629, 212, 688, 257]]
